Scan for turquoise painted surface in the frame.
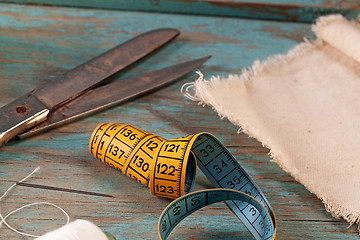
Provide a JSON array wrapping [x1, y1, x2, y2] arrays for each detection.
[[0, 3, 358, 240], [0, 0, 359, 22]]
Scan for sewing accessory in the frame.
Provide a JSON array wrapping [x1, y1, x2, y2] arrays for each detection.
[[0, 28, 210, 147], [35, 220, 115, 240], [1, 181, 114, 198], [89, 123, 277, 239], [0, 167, 70, 238], [0, 168, 116, 239]]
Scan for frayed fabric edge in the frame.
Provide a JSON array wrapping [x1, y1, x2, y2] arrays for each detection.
[[312, 14, 346, 35], [181, 39, 318, 167], [181, 37, 360, 232], [181, 39, 318, 156], [182, 38, 318, 102], [271, 151, 360, 233], [323, 199, 360, 231]]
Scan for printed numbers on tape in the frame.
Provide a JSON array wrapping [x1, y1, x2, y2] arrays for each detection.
[[89, 123, 276, 240]]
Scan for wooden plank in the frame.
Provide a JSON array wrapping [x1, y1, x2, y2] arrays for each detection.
[[0, 0, 359, 22], [0, 3, 358, 239]]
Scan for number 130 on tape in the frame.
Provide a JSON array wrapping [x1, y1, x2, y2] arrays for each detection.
[[89, 123, 276, 239]]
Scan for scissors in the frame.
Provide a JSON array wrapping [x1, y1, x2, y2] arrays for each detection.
[[0, 28, 210, 147]]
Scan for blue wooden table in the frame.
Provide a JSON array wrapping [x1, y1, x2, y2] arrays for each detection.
[[1, 1, 359, 239]]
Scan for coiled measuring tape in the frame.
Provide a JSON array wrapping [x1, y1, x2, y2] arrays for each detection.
[[89, 123, 276, 240]]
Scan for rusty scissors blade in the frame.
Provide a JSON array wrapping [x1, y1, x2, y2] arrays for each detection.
[[0, 28, 210, 147], [19, 56, 211, 139]]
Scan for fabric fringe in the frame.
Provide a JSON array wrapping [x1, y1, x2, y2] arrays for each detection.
[[181, 39, 317, 103], [312, 14, 345, 34], [182, 38, 318, 154], [323, 199, 360, 231], [182, 40, 318, 174]]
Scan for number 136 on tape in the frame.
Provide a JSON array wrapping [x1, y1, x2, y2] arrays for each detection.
[[89, 123, 276, 239]]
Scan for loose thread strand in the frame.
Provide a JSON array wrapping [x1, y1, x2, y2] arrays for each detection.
[[0, 167, 70, 238]]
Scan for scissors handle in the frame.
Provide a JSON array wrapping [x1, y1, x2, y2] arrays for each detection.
[[0, 94, 49, 147]]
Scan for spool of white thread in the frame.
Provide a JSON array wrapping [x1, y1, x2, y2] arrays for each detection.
[[36, 219, 116, 240]]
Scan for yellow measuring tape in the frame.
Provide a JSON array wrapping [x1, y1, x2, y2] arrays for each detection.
[[89, 123, 276, 240]]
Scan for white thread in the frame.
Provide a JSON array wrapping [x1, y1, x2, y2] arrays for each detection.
[[180, 71, 203, 101], [0, 167, 70, 238], [36, 219, 109, 240]]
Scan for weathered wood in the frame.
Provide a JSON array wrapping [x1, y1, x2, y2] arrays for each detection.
[[0, 3, 358, 239], [0, 0, 359, 22]]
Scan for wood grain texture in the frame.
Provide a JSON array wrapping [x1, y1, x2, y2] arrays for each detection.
[[0, 3, 359, 239], [0, 0, 359, 22]]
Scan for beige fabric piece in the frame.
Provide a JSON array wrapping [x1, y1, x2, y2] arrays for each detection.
[[183, 15, 360, 228]]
